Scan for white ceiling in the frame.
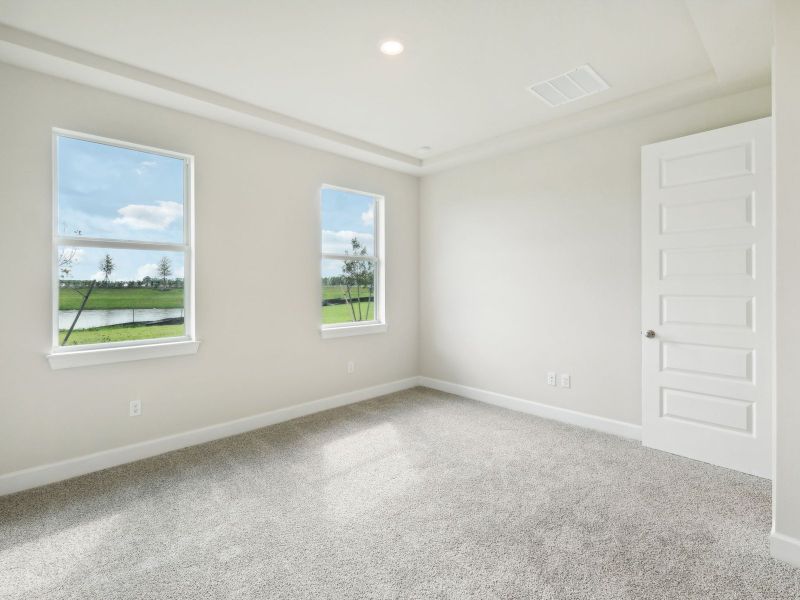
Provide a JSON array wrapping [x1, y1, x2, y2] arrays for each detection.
[[0, 0, 773, 173]]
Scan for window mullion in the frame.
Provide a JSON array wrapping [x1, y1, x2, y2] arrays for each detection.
[[52, 130, 194, 356], [321, 253, 377, 262], [55, 237, 188, 253]]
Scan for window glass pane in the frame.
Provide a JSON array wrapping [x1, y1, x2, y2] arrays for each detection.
[[321, 258, 376, 324], [58, 246, 185, 346], [321, 187, 375, 256], [56, 136, 185, 244]]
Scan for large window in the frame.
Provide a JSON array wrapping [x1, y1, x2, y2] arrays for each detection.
[[51, 130, 195, 361], [320, 185, 385, 337]]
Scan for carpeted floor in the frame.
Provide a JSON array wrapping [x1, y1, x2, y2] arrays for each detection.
[[1, 387, 799, 599]]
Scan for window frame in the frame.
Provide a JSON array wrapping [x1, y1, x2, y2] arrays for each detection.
[[320, 184, 386, 338], [48, 129, 197, 368]]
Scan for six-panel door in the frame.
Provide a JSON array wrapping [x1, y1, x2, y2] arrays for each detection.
[[641, 117, 772, 478]]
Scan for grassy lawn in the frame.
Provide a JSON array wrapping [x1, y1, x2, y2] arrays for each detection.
[[61, 286, 356, 309], [322, 285, 374, 324], [322, 285, 372, 302], [60, 323, 184, 346], [59, 287, 183, 310], [58, 285, 371, 330], [322, 300, 374, 324]]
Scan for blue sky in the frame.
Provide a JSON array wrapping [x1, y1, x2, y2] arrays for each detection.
[[57, 138, 375, 281], [321, 187, 375, 277], [57, 135, 186, 281], [57, 136, 184, 243]]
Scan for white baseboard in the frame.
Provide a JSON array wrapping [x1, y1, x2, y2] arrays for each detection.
[[771, 531, 800, 568], [0, 377, 419, 496], [0, 375, 644, 496], [418, 376, 642, 441]]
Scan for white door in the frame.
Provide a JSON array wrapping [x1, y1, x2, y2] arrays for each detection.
[[641, 117, 772, 478]]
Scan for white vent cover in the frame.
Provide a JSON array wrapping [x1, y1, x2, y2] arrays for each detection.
[[528, 64, 609, 107]]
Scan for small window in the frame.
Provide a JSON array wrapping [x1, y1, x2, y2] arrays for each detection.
[[52, 130, 194, 354], [320, 185, 385, 337]]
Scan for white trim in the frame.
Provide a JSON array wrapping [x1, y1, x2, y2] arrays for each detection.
[[320, 184, 386, 335], [418, 377, 642, 440], [54, 237, 189, 252], [322, 254, 377, 263], [0, 377, 419, 496], [321, 322, 387, 339], [0, 376, 650, 495], [47, 340, 200, 369], [0, 24, 421, 174], [419, 78, 770, 174], [0, 25, 770, 176], [51, 129, 197, 359], [53, 127, 193, 160], [50, 333, 190, 354], [51, 131, 59, 350], [770, 531, 800, 568]]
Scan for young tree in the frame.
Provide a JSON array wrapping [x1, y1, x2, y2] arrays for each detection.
[[58, 229, 83, 280], [341, 237, 374, 321], [58, 248, 78, 279], [98, 253, 115, 284], [158, 256, 173, 289]]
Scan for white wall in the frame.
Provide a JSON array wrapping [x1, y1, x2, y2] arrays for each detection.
[[0, 56, 781, 499], [773, 0, 800, 564], [419, 87, 771, 426], [0, 63, 419, 476]]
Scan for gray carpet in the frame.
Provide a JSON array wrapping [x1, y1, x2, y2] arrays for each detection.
[[1, 387, 798, 599]]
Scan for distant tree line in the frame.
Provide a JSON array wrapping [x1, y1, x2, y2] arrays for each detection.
[[59, 252, 181, 289], [60, 277, 185, 289]]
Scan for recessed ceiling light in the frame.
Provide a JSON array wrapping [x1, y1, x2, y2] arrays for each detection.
[[380, 40, 404, 56], [418, 146, 432, 153]]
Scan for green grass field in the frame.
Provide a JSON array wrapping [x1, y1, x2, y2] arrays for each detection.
[[59, 286, 183, 310], [57, 285, 371, 341], [60, 286, 363, 309], [322, 285, 372, 302], [322, 285, 375, 324], [60, 323, 184, 346], [322, 299, 373, 324]]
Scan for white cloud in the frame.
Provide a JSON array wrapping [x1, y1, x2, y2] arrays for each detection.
[[322, 230, 374, 255], [114, 201, 182, 231], [91, 271, 107, 282], [136, 263, 159, 280], [135, 160, 157, 175], [361, 205, 375, 226]]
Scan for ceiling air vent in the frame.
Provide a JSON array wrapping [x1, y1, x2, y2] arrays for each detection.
[[528, 64, 609, 107]]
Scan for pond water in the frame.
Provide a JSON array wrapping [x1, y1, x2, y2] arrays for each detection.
[[58, 308, 184, 330]]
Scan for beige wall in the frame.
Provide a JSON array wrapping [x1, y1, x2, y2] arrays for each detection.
[[419, 87, 771, 426], [773, 0, 800, 550], [0, 57, 783, 499], [0, 63, 419, 475]]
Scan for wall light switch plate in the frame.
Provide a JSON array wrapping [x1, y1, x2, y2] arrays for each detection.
[[560, 374, 571, 388], [347, 360, 355, 374], [547, 372, 557, 386], [129, 399, 142, 417]]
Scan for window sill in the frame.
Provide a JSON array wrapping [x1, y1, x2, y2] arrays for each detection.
[[47, 340, 200, 370], [320, 322, 387, 339]]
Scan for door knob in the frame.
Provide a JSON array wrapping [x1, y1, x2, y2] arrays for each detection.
[[645, 330, 656, 338]]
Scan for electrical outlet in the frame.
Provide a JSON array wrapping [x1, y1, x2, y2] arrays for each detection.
[[347, 360, 355, 374], [560, 374, 571, 389], [547, 372, 557, 386], [129, 399, 142, 417]]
